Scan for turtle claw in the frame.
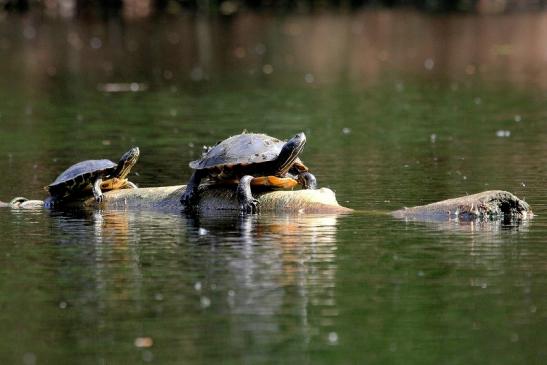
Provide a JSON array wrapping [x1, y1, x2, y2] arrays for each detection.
[[95, 194, 104, 204], [180, 192, 195, 209], [180, 192, 190, 206], [180, 191, 201, 215], [181, 202, 198, 214], [240, 198, 259, 215]]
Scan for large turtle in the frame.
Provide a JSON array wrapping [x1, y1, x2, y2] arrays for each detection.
[[180, 132, 316, 213], [44, 147, 140, 208]]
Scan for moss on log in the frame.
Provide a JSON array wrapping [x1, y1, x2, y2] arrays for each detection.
[[391, 190, 532, 220]]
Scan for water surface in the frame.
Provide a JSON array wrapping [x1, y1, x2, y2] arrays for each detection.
[[1, 10, 547, 364]]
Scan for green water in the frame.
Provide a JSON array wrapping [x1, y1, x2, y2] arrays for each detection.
[[1, 10, 547, 364]]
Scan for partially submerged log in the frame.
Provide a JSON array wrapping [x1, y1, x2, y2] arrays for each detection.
[[2, 188, 532, 221], [391, 190, 532, 220], [1, 185, 352, 213], [94, 185, 352, 213]]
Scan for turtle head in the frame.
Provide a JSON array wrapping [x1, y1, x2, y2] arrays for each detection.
[[276, 132, 307, 175], [115, 147, 140, 179]]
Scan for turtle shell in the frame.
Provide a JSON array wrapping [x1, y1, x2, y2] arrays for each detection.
[[190, 133, 285, 170], [47, 159, 116, 197]]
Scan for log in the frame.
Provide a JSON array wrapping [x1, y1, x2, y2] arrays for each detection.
[[2, 188, 532, 222], [391, 190, 532, 220], [94, 185, 352, 213], [1, 185, 353, 213], [0, 197, 44, 209]]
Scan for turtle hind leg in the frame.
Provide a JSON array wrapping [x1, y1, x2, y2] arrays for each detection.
[[237, 175, 259, 214], [180, 170, 204, 210], [298, 172, 317, 190]]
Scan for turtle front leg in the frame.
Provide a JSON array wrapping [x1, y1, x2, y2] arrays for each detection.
[[298, 172, 317, 190], [180, 170, 204, 209], [237, 175, 259, 214], [92, 178, 105, 203]]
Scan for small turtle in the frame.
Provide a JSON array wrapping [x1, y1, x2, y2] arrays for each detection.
[[44, 147, 140, 208], [180, 132, 317, 213]]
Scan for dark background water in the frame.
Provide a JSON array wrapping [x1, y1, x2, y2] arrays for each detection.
[[1, 8, 547, 364]]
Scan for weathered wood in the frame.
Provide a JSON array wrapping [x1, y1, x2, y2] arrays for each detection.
[[1, 185, 352, 213], [92, 185, 352, 213], [2, 188, 533, 222], [1, 197, 44, 209], [391, 190, 532, 220]]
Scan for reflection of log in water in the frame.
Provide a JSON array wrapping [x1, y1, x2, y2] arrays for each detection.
[[46, 208, 145, 307], [183, 212, 340, 349], [403, 217, 531, 236], [46, 205, 341, 354]]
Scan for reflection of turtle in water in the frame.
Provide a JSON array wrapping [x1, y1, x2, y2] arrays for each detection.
[[44, 147, 140, 208], [180, 132, 317, 213]]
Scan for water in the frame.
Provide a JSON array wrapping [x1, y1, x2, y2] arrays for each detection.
[[1, 9, 547, 364]]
